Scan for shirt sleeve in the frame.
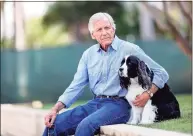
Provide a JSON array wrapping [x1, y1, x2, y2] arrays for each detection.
[[130, 44, 169, 89], [57, 51, 89, 108]]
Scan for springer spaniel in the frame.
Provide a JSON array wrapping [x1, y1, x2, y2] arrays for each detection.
[[119, 55, 181, 124]]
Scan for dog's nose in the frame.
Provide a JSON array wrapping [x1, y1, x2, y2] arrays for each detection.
[[119, 68, 123, 72]]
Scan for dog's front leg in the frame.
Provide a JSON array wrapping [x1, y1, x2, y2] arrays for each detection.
[[139, 100, 157, 124], [129, 107, 143, 125]]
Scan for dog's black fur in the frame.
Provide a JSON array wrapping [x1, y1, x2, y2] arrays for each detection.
[[119, 55, 181, 122]]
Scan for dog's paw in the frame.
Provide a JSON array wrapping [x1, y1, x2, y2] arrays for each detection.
[[139, 120, 154, 125], [127, 120, 138, 125]]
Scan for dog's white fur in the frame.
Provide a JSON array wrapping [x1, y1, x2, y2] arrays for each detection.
[[125, 77, 157, 124], [120, 56, 157, 125]]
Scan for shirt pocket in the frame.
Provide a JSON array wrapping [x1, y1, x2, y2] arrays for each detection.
[[108, 56, 122, 78], [88, 65, 101, 77], [88, 66, 101, 89], [109, 66, 120, 78]]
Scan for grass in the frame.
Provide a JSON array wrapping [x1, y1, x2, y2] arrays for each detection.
[[43, 94, 192, 134], [42, 100, 86, 109]]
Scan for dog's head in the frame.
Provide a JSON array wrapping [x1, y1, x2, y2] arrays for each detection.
[[118, 55, 153, 90]]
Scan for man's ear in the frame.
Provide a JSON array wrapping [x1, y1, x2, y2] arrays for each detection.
[[113, 28, 115, 32], [91, 33, 95, 39]]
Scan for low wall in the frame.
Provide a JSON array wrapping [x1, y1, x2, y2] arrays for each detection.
[[100, 124, 191, 136], [1, 104, 191, 136], [1, 104, 48, 136]]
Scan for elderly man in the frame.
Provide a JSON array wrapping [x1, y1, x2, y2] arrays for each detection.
[[43, 12, 169, 136]]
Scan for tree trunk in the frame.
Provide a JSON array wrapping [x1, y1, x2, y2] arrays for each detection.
[[1, 7, 5, 47], [1, 1, 6, 48], [13, 1, 26, 51]]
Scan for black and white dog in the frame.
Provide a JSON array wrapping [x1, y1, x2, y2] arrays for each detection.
[[119, 55, 181, 124]]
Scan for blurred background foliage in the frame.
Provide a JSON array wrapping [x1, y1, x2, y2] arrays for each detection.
[[42, 1, 140, 42], [25, 17, 70, 48], [1, 2, 142, 49], [1, 1, 191, 55]]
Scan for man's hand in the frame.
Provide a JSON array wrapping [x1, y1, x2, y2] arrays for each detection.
[[132, 92, 150, 107], [44, 108, 58, 128], [44, 102, 65, 128]]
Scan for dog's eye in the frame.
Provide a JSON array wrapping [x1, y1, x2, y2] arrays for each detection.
[[121, 59, 125, 65]]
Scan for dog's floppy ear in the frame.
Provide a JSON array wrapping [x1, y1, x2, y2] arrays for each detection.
[[120, 77, 125, 88], [119, 76, 130, 89], [137, 61, 151, 90]]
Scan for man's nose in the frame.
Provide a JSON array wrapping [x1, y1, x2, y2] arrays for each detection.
[[119, 68, 123, 72], [101, 29, 107, 35]]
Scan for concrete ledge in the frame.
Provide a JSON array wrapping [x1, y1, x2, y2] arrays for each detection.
[[1, 104, 49, 136], [1, 104, 191, 136], [100, 124, 191, 136]]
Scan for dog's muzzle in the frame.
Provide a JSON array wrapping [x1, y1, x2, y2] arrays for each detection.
[[119, 68, 124, 77]]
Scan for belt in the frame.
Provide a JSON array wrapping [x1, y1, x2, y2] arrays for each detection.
[[95, 95, 123, 99]]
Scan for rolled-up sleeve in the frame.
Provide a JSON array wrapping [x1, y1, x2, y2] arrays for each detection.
[[131, 45, 169, 89], [58, 51, 89, 108]]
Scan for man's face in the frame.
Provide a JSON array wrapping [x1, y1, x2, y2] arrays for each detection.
[[91, 19, 115, 48]]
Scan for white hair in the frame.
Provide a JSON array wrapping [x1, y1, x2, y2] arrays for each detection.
[[88, 12, 116, 34]]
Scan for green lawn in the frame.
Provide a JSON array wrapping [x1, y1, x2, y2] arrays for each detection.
[[42, 100, 87, 109], [43, 94, 192, 134]]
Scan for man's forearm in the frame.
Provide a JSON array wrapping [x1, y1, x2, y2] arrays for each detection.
[[52, 101, 66, 112]]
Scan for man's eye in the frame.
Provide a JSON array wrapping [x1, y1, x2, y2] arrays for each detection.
[[97, 29, 102, 32]]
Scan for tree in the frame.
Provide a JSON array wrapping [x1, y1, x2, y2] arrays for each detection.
[[0, 1, 13, 49], [0, 1, 4, 12], [1, 2, 26, 50], [143, 1, 192, 59], [42, 1, 140, 42], [25, 17, 70, 48], [1, 1, 6, 45]]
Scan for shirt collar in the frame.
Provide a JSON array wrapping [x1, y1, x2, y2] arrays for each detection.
[[95, 35, 119, 52]]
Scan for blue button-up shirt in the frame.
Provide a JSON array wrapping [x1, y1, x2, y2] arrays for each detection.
[[58, 36, 169, 108]]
